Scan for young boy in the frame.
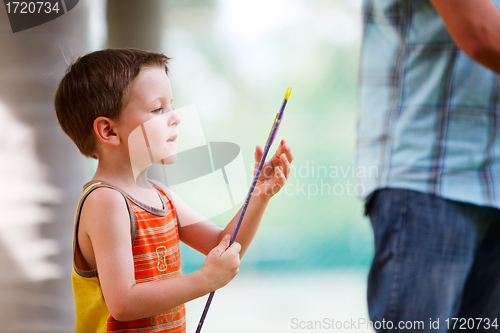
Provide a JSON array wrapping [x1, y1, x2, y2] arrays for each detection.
[[54, 48, 293, 332]]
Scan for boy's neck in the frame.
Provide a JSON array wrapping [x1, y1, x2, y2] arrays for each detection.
[[92, 153, 151, 191]]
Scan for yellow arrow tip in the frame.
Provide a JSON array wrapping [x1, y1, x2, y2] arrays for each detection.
[[284, 87, 292, 100]]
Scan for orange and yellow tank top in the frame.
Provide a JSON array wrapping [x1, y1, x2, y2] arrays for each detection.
[[72, 179, 186, 333]]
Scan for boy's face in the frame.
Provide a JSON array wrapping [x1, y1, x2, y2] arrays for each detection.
[[118, 67, 180, 177]]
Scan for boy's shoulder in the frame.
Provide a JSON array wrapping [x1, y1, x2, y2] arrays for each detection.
[[83, 184, 125, 205], [78, 183, 137, 250], [80, 185, 129, 223], [79, 179, 171, 221]]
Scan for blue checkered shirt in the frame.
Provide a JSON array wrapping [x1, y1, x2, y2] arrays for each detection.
[[357, 0, 500, 208]]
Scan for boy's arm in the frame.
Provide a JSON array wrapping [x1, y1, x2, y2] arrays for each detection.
[[176, 140, 293, 257], [175, 189, 270, 258], [80, 187, 240, 321]]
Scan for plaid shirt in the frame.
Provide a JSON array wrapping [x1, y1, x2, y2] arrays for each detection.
[[357, 0, 500, 208]]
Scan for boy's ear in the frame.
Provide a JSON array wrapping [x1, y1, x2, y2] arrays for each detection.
[[93, 116, 120, 147]]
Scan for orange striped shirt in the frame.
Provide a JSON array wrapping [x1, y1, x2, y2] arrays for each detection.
[[72, 179, 186, 333]]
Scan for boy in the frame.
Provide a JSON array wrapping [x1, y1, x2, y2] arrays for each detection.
[[54, 48, 294, 332]]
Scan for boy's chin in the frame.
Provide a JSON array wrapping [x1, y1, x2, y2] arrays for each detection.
[[154, 154, 177, 165]]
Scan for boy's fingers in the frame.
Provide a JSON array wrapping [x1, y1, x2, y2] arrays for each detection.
[[273, 139, 292, 161], [255, 145, 263, 161], [269, 141, 289, 171], [285, 146, 294, 164], [225, 242, 241, 256], [280, 140, 294, 164], [254, 145, 263, 173], [280, 153, 291, 178], [270, 154, 288, 181], [275, 167, 286, 185], [274, 139, 286, 157], [214, 234, 231, 256]]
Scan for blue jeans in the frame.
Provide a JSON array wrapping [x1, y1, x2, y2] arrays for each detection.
[[366, 189, 500, 332]]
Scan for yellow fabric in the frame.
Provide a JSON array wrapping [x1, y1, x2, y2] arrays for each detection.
[[72, 182, 109, 333], [72, 268, 109, 333]]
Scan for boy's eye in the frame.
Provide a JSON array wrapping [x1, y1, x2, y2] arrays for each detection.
[[152, 108, 163, 114]]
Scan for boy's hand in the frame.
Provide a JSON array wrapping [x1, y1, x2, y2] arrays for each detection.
[[200, 234, 241, 291], [253, 139, 294, 200]]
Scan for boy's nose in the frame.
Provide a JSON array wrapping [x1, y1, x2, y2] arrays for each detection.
[[169, 110, 181, 126]]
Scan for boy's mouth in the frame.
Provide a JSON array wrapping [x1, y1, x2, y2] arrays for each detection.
[[167, 135, 178, 142]]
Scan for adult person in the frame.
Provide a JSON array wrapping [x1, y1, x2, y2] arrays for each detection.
[[357, 1, 500, 332]]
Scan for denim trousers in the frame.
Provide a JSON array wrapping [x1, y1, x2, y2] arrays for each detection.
[[366, 188, 500, 332]]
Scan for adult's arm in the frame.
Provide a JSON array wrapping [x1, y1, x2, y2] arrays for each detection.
[[430, 0, 500, 74]]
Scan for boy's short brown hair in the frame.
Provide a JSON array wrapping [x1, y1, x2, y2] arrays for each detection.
[[55, 48, 170, 159]]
